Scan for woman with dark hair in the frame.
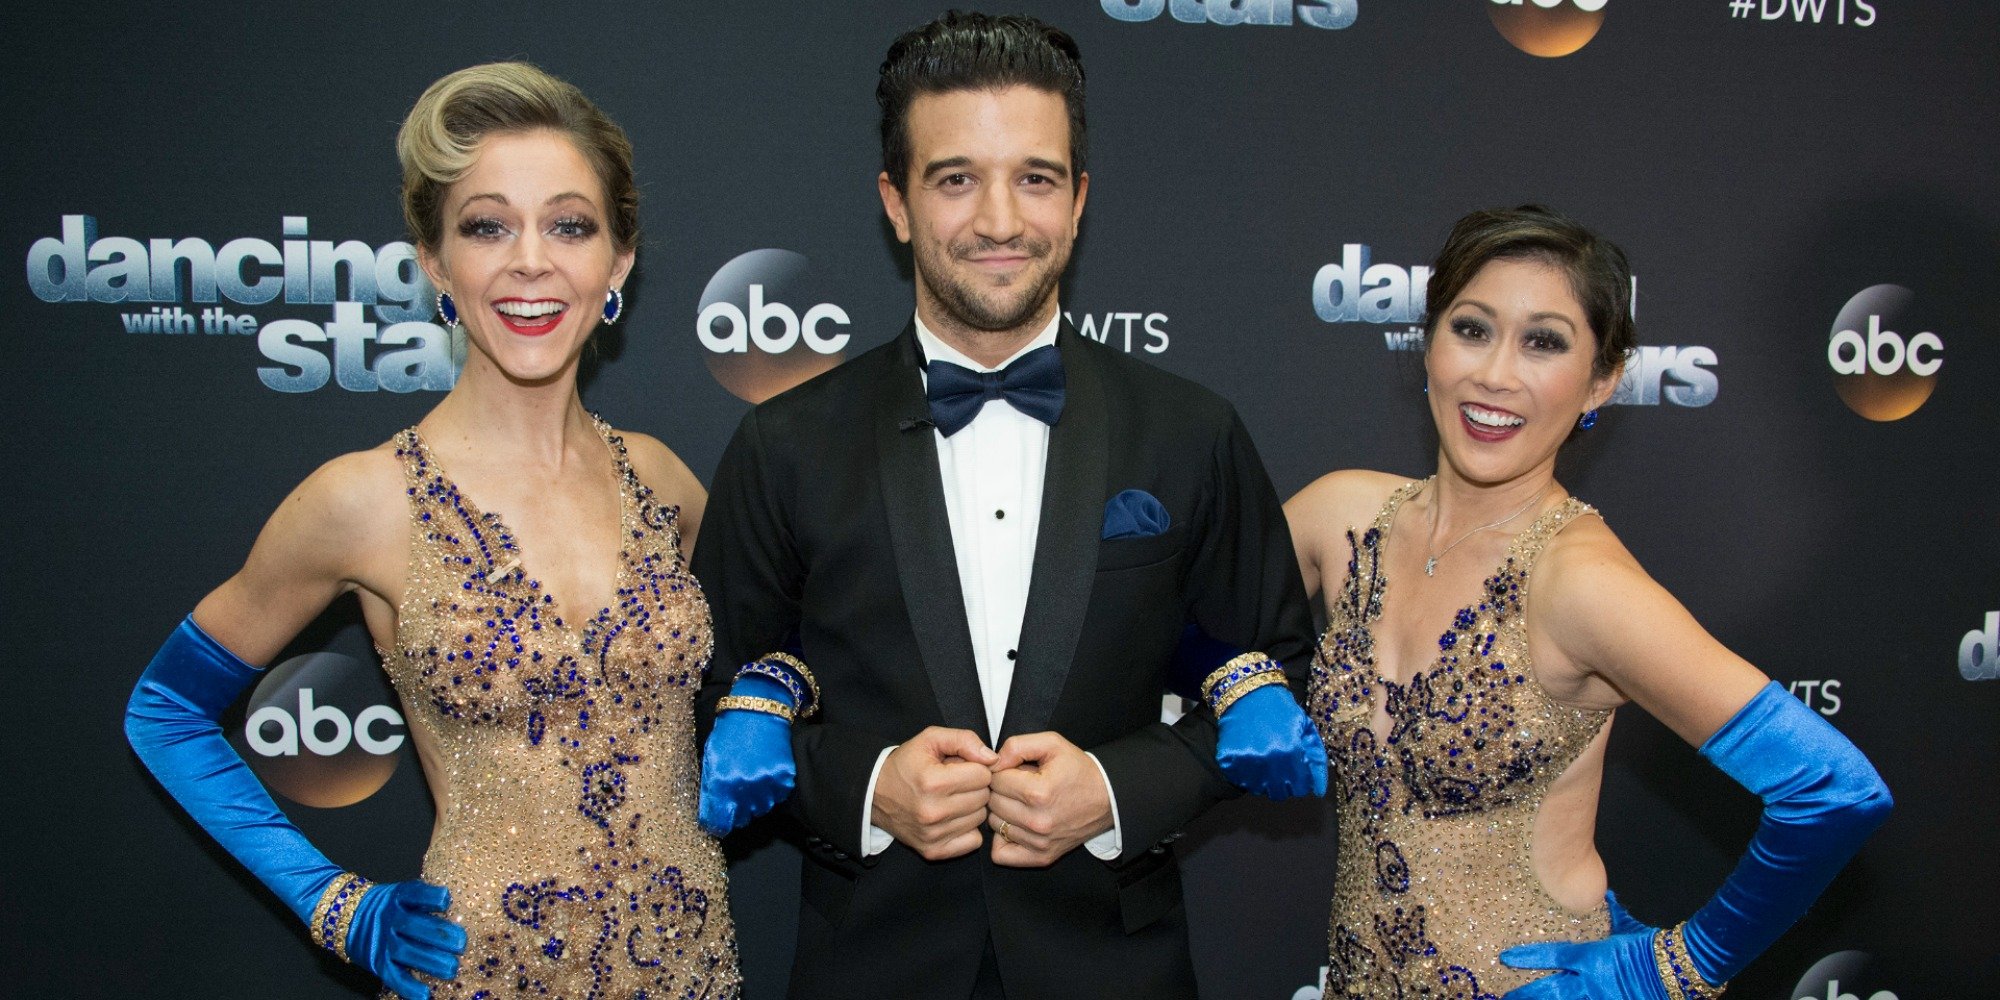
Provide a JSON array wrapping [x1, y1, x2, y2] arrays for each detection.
[[1286, 205, 1889, 998], [123, 63, 739, 999]]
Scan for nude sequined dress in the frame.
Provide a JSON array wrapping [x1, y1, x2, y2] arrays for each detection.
[[1309, 481, 1612, 999], [380, 421, 739, 999]]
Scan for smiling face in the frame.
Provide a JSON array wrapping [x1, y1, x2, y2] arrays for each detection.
[[1425, 257, 1621, 488], [419, 129, 633, 385], [879, 85, 1087, 356]]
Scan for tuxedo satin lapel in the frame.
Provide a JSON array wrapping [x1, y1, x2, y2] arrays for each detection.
[[875, 328, 989, 736], [1001, 328, 1109, 741]]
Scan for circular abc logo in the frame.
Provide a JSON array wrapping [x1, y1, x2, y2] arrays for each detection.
[[1790, 950, 1900, 1000], [697, 248, 852, 403], [1826, 284, 1943, 421], [1489, 0, 1608, 58], [229, 651, 407, 808]]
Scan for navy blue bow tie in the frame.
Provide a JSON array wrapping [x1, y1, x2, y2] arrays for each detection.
[[923, 344, 1066, 437]]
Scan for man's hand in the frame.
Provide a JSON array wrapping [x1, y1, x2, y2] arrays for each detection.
[[870, 727, 998, 861], [986, 732, 1113, 868]]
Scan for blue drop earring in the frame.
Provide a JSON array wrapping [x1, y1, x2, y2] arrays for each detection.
[[1577, 409, 1598, 430], [435, 291, 459, 329], [603, 288, 624, 325]]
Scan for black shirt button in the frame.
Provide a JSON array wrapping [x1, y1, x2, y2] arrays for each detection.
[[1006, 649, 1018, 661], [995, 509, 1006, 519]]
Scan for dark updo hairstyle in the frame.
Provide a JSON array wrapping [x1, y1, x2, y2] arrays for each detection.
[[1424, 205, 1634, 381], [877, 11, 1088, 193], [397, 62, 640, 256]]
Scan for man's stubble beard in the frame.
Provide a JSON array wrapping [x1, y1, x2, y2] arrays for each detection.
[[916, 235, 1069, 340]]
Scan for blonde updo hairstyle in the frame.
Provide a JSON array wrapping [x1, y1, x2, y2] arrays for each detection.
[[397, 62, 639, 256]]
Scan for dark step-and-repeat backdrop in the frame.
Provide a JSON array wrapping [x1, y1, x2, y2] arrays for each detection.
[[5, 3, 1994, 997]]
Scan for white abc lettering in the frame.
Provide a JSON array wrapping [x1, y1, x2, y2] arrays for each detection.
[[1865, 315, 1904, 374], [1905, 331, 1943, 376], [1827, 316, 1943, 377], [242, 689, 406, 757], [748, 284, 800, 353], [299, 688, 352, 755], [354, 704, 408, 754], [800, 303, 851, 354], [246, 705, 299, 756], [697, 286, 849, 355], [696, 300, 747, 352]]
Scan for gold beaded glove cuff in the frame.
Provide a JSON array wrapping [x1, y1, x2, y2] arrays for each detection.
[[309, 872, 375, 963], [1201, 652, 1288, 715], [735, 651, 820, 719], [1653, 922, 1728, 1000], [716, 694, 796, 723]]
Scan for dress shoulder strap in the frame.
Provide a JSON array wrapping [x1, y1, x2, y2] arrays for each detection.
[[1372, 477, 1428, 536], [1508, 496, 1600, 570], [593, 414, 685, 559], [391, 427, 436, 493]]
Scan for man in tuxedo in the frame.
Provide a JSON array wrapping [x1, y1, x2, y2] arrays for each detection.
[[694, 12, 1313, 999]]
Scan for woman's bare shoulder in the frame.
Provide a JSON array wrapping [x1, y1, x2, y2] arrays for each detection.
[[276, 440, 409, 542], [1286, 468, 1415, 540]]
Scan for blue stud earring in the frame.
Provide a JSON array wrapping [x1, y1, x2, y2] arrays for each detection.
[[602, 288, 623, 325], [1577, 409, 1598, 430], [435, 291, 459, 328]]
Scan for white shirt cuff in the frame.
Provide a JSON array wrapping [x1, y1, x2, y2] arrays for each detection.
[[1082, 751, 1123, 860], [860, 745, 897, 857]]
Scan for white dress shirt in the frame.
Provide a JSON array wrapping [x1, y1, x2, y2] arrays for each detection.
[[859, 310, 1123, 859]]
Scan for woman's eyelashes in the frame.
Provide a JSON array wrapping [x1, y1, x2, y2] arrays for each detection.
[[1450, 316, 1491, 341], [1450, 315, 1571, 353], [458, 215, 509, 240], [454, 215, 600, 241]]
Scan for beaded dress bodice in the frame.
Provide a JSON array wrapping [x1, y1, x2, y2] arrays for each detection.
[[1309, 480, 1612, 999], [381, 421, 738, 1000]]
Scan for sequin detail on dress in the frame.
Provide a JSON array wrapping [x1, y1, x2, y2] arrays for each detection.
[[1310, 480, 1611, 998], [384, 420, 739, 999]]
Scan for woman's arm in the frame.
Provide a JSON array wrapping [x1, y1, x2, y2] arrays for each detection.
[[189, 448, 406, 660], [1501, 524, 1891, 998], [125, 446, 464, 999]]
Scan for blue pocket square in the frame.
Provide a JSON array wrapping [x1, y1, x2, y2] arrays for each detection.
[[1102, 489, 1171, 540]]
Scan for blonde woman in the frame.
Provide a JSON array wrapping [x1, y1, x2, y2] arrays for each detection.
[[125, 64, 739, 998]]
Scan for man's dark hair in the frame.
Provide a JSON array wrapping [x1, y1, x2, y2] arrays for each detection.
[[877, 11, 1087, 192]]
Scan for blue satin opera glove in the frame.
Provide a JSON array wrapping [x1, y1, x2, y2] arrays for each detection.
[[124, 616, 466, 999], [1498, 892, 1666, 999], [1216, 684, 1329, 800], [1501, 683, 1891, 996], [1170, 624, 1328, 801], [698, 674, 797, 835]]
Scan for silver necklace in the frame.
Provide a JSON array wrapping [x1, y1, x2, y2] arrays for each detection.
[[1424, 483, 1550, 576]]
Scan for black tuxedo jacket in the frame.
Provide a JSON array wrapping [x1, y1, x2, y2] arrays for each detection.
[[694, 325, 1312, 1000]]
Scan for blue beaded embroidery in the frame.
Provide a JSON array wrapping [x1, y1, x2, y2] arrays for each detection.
[[388, 422, 736, 999], [1310, 483, 1609, 1000]]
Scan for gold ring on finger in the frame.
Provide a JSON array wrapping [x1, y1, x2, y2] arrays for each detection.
[[996, 819, 1012, 842]]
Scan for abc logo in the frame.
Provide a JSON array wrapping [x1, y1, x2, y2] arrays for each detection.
[[1825, 284, 1943, 421], [1489, 0, 1608, 58], [1961, 611, 1999, 681], [698, 248, 852, 404], [231, 651, 407, 808], [1790, 951, 1899, 1000]]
